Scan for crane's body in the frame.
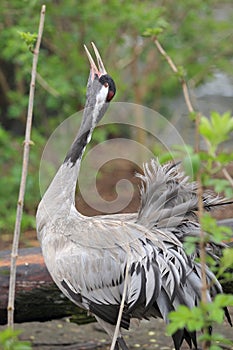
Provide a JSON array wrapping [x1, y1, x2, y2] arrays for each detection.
[[37, 43, 231, 350]]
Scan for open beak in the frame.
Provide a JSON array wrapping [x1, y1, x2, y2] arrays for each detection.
[[84, 42, 107, 80]]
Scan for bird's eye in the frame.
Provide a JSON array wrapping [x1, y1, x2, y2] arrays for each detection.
[[104, 82, 109, 88], [106, 90, 115, 102]]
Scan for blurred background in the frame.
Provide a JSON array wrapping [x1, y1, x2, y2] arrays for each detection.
[[0, 0, 232, 246]]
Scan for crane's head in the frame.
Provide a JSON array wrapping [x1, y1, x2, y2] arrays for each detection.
[[64, 44, 116, 165], [81, 42, 116, 131]]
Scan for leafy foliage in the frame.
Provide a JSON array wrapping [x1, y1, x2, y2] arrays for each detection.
[[0, 0, 232, 129], [0, 126, 44, 232], [168, 295, 233, 349], [201, 214, 232, 244], [18, 32, 37, 52], [0, 328, 31, 350], [199, 112, 233, 156]]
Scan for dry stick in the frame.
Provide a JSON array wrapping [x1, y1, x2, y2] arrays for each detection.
[[194, 114, 209, 350], [7, 4, 46, 328], [153, 37, 209, 350], [110, 254, 130, 350], [194, 111, 209, 312]]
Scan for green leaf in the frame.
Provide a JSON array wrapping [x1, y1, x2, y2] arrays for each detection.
[[0, 329, 31, 350], [214, 294, 233, 308], [208, 307, 224, 324], [209, 345, 222, 350], [167, 306, 192, 335], [199, 111, 233, 153], [18, 31, 37, 52], [176, 65, 186, 79], [219, 248, 233, 274], [204, 178, 233, 198], [200, 214, 232, 244], [143, 27, 163, 37], [188, 307, 205, 331], [166, 322, 180, 336], [142, 19, 168, 37]]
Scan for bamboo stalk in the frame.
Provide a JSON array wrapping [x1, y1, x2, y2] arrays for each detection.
[[7, 4, 46, 328]]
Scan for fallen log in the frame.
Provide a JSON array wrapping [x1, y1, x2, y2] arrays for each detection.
[[0, 247, 94, 325]]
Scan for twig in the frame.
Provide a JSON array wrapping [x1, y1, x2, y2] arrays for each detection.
[[196, 172, 209, 329], [194, 112, 208, 316], [7, 4, 46, 328], [153, 37, 194, 114], [222, 167, 233, 188], [110, 252, 130, 350], [195, 115, 209, 350], [37, 72, 60, 97]]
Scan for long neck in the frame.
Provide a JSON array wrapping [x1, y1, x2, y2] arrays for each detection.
[[37, 92, 109, 229], [38, 125, 93, 223]]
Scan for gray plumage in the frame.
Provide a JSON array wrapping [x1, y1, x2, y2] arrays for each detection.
[[36, 43, 231, 350]]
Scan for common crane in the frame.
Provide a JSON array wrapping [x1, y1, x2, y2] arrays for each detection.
[[36, 43, 231, 350]]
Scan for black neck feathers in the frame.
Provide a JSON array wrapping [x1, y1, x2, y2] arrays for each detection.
[[64, 129, 90, 166]]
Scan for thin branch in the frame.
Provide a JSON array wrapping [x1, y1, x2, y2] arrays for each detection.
[[153, 37, 194, 114], [7, 4, 46, 328], [194, 113, 209, 344], [154, 38, 177, 72], [222, 167, 233, 188], [37, 72, 60, 97], [110, 252, 130, 350], [194, 111, 208, 318]]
